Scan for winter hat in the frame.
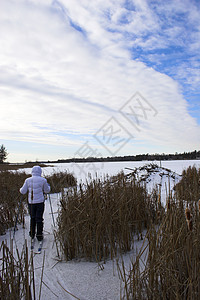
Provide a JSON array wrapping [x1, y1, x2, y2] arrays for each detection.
[[32, 165, 42, 176]]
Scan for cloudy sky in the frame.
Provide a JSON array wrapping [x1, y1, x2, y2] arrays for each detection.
[[0, 0, 200, 163]]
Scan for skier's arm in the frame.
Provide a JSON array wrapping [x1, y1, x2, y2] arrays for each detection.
[[20, 179, 28, 194], [43, 180, 51, 194]]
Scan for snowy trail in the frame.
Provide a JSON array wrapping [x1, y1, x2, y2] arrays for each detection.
[[1, 192, 130, 300], [0, 193, 73, 299]]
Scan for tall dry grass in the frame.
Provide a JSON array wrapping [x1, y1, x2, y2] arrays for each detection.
[[0, 171, 29, 235], [0, 240, 35, 300], [175, 165, 200, 203], [47, 171, 77, 193], [118, 166, 200, 300], [57, 172, 160, 262]]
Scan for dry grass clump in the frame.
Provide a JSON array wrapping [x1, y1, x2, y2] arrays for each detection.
[[0, 240, 35, 300], [175, 165, 200, 204], [119, 198, 200, 299], [47, 171, 77, 193], [57, 172, 159, 262], [0, 171, 29, 235], [118, 167, 200, 299]]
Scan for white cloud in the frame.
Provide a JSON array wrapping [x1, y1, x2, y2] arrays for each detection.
[[0, 0, 199, 162]]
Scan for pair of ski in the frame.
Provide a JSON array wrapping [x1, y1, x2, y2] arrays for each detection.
[[31, 238, 43, 254]]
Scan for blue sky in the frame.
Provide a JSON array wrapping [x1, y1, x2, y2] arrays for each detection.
[[0, 0, 200, 163]]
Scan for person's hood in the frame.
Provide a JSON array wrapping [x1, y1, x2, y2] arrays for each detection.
[[32, 165, 42, 176]]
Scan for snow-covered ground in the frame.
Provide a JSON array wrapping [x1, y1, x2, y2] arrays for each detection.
[[1, 160, 200, 299]]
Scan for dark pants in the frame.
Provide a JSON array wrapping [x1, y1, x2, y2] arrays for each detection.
[[28, 202, 44, 241]]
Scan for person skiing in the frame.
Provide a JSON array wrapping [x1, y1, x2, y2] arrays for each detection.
[[20, 165, 50, 242]]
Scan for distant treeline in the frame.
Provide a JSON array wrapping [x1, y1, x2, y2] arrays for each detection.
[[50, 150, 200, 164]]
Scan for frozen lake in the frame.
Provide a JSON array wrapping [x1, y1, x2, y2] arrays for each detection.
[[21, 159, 200, 183]]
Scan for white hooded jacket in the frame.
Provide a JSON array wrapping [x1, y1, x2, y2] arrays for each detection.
[[20, 166, 50, 204]]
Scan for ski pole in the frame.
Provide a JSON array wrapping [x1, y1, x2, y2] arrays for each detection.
[[48, 193, 56, 227], [13, 194, 23, 239], [48, 193, 60, 258]]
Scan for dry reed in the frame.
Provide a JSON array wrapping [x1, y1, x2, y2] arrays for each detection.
[[57, 172, 159, 262], [46, 171, 77, 193], [198, 199, 200, 214], [118, 166, 200, 299], [0, 171, 29, 235], [0, 240, 35, 299]]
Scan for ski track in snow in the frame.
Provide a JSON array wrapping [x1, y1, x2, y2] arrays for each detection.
[[1, 160, 200, 299]]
